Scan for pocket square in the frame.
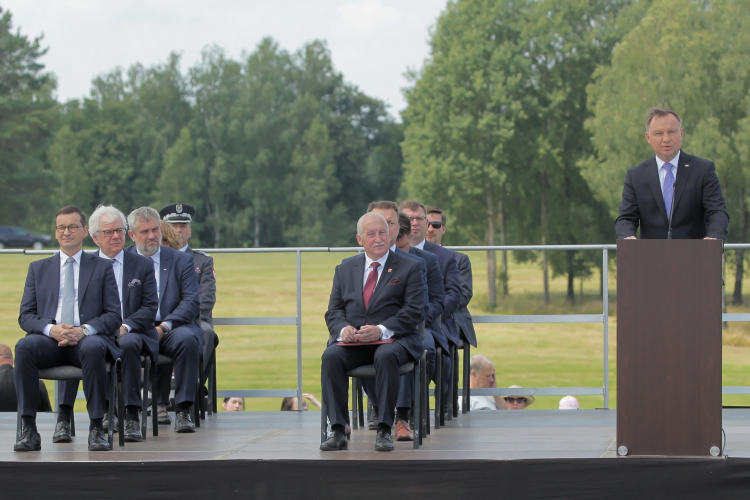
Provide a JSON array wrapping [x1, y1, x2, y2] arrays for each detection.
[[387, 279, 401, 285], [128, 279, 141, 288]]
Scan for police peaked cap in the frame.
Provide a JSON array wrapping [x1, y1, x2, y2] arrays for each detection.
[[159, 203, 195, 223]]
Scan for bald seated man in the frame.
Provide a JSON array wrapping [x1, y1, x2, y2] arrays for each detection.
[[0, 344, 52, 413]]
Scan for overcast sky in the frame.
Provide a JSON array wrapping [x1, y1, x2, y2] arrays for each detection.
[[4, 0, 447, 119]]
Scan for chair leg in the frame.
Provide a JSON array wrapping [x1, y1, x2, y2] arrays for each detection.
[[420, 351, 427, 445], [452, 345, 459, 418], [151, 361, 159, 437], [142, 356, 150, 440], [197, 353, 205, 423], [16, 411, 21, 441], [351, 378, 359, 431], [117, 360, 125, 447], [463, 344, 471, 413], [413, 359, 421, 450], [108, 363, 115, 448], [71, 408, 76, 437], [435, 348, 442, 430], [446, 345, 456, 420], [211, 352, 218, 414]]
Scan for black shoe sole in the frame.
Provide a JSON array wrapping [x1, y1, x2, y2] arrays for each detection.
[[124, 434, 143, 442], [88, 444, 111, 451], [52, 435, 72, 443], [175, 426, 195, 433], [13, 444, 41, 452], [375, 444, 394, 452], [319, 444, 348, 451]]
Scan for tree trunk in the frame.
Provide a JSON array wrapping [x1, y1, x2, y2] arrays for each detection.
[[486, 190, 497, 309], [733, 192, 747, 305], [541, 172, 549, 306], [566, 251, 575, 304], [213, 202, 221, 248], [498, 194, 508, 297]]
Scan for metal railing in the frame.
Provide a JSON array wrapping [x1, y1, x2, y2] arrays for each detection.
[[16, 242, 750, 408]]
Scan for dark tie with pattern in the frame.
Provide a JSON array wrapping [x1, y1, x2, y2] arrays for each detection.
[[363, 262, 380, 310]]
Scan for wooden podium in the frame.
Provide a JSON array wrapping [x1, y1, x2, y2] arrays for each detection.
[[617, 239, 723, 457]]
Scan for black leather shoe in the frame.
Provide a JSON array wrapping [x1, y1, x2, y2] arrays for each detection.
[[375, 429, 394, 452], [368, 407, 379, 430], [102, 415, 118, 433], [123, 417, 143, 442], [157, 410, 172, 425], [87, 427, 110, 451], [174, 409, 195, 433], [320, 429, 348, 451], [14, 424, 41, 452], [52, 420, 72, 443]]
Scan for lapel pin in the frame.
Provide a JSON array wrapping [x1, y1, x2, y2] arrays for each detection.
[[388, 268, 392, 272], [685, 164, 689, 168]]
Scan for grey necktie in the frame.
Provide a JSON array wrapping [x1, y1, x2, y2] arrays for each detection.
[[61, 257, 76, 325]]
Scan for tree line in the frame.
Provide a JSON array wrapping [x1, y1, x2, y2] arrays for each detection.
[[3, 0, 750, 308]]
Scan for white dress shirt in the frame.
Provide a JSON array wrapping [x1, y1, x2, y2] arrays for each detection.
[[337, 250, 394, 341], [656, 150, 681, 192], [136, 247, 172, 331], [42, 249, 97, 336], [414, 238, 426, 250]]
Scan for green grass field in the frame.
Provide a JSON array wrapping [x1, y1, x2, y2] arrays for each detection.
[[2, 249, 750, 411]]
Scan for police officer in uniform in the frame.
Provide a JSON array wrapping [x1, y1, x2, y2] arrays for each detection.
[[159, 204, 218, 408]]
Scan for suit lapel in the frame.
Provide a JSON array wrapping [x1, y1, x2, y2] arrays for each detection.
[[646, 157, 669, 223], [671, 152, 693, 216], [121, 252, 134, 313], [159, 249, 171, 307], [78, 252, 94, 305], [48, 254, 61, 317], [352, 254, 365, 308], [367, 251, 396, 311]]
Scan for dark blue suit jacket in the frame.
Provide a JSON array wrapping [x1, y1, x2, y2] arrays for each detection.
[[101, 250, 160, 360], [423, 240, 462, 345], [126, 245, 203, 345], [409, 246, 446, 347], [325, 250, 426, 361], [19, 251, 123, 360]]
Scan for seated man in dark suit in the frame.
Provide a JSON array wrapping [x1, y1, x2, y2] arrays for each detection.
[[60, 205, 158, 442], [14, 205, 122, 452], [320, 212, 425, 452], [0, 344, 51, 413], [158, 204, 217, 383], [401, 200, 462, 409], [127, 207, 202, 432]]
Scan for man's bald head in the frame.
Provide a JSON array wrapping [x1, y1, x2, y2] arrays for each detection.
[[0, 344, 12, 366]]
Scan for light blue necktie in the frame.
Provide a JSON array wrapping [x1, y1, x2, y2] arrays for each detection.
[[662, 163, 675, 219], [61, 257, 76, 325]]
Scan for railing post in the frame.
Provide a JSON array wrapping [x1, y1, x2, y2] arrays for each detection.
[[296, 250, 303, 411], [603, 248, 609, 410]]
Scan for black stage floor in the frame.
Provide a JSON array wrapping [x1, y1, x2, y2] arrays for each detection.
[[2, 410, 750, 499]]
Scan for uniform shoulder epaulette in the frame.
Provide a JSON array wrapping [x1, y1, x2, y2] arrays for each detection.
[[194, 249, 211, 257]]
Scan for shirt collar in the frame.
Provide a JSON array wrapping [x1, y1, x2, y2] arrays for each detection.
[[179, 245, 189, 252], [414, 239, 426, 250], [656, 150, 681, 170], [390, 244, 397, 252], [59, 248, 83, 267], [98, 249, 124, 265], [364, 249, 390, 271]]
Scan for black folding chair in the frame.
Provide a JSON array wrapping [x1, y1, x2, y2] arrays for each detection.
[[151, 353, 203, 436], [16, 359, 124, 448]]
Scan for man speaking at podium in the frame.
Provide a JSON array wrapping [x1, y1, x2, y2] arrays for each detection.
[[615, 108, 729, 240]]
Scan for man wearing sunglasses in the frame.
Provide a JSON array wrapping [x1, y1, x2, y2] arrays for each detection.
[[14, 206, 122, 452]]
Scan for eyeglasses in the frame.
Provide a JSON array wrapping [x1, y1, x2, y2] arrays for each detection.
[[428, 221, 444, 229], [100, 228, 126, 237], [408, 216, 426, 222], [55, 225, 85, 234], [504, 397, 527, 404]]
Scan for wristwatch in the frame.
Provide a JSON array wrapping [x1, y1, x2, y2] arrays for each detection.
[[82, 325, 90, 336]]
